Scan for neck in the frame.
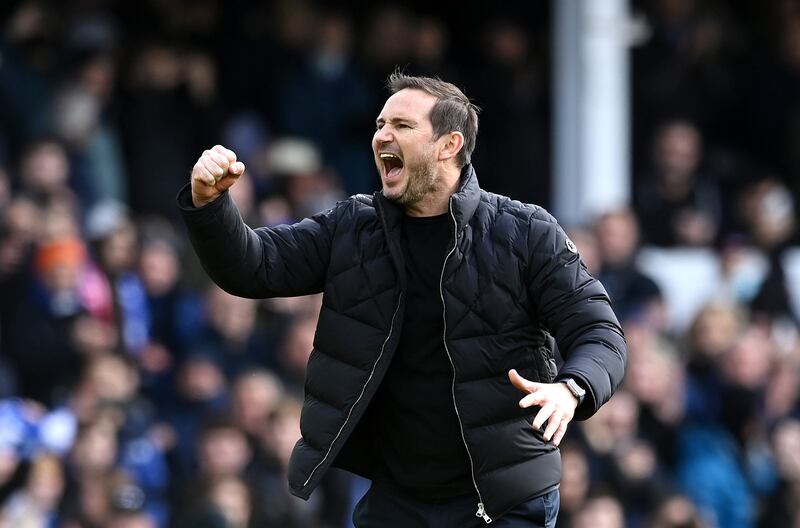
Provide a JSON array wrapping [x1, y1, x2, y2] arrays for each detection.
[[404, 165, 461, 217]]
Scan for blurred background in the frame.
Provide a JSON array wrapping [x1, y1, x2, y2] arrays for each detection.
[[1, 0, 799, 527]]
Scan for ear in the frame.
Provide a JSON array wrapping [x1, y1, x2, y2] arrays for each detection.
[[438, 131, 465, 163]]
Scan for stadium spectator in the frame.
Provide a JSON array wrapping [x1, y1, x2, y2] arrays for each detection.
[[594, 208, 665, 326], [635, 119, 723, 247]]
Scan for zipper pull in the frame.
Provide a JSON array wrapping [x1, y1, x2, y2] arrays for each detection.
[[475, 503, 493, 524]]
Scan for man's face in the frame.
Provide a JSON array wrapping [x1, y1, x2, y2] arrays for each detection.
[[373, 89, 441, 205]]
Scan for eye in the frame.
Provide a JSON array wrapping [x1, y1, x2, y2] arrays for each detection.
[[397, 123, 410, 129]]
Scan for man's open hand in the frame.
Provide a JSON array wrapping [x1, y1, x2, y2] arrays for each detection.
[[191, 145, 246, 207], [509, 369, 578, 447]]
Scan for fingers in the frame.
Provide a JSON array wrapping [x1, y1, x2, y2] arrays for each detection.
[[229, 161, 245, 176], [509, 369, 543, 395], [192, 160, 216, 186], [552, 420, 569, 447], [532, 404, 569, 445], [524, 383, 576, 445], [190, 145, 242, 207], [532, 403, 555, 431], [194, 148, 244, 187], [519, 390, 545, 409], [542, 410, 562, 442], [201, 150, 230, 179], [212, 144, 237, 164]]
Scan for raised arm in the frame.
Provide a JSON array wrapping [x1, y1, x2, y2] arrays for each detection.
[[178, 145, 336, 299]]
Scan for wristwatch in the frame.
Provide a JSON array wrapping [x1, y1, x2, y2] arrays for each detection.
[[560, 377, 586, 406]]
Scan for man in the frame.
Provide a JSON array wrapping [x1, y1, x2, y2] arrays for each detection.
[[178, 73, 626, 527]]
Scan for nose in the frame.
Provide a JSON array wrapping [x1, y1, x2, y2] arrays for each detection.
[[373, 125, 393, 145]]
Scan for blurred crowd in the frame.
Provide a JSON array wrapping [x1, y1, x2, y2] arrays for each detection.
[[1, 0, 800, 527]]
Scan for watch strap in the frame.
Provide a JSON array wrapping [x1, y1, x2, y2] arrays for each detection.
[[561, 377, 586, 405]]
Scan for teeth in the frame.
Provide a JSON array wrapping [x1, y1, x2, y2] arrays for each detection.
[[380, 153, 399, 160]]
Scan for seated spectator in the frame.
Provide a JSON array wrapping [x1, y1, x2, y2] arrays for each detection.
[[274, 311, 318, 396], [0, 453, 64, 527], [230, 368, 284, 441], [179, 476, 257, 528], [60, 418, 119, 526], [196, 418, 253, 484], [556, 444, 591, 528], [759, 419, 800, 528], [571, 495, 625, 528], [138, 219, 202, 356], [251, 397, 328, 528], [3, 235, 108, 405], [647, 494, 707, 528], [137, 220, 203, 401], [171, 417, 256, 526], [262, 138, 345, 220], [740, 179, 798, 323], [16, 138, 74, 205], [206, 476, 256, 528], [108, 509, 158, 528], [161, 352, 229, 481], [86, 199, 151, 355], [684, 301, 746, 420], [677, 323, 780, 528], [594, 208, 665, 327], [635, 119, 722, 247], [52, 48, 127, 207], [194, 287, 276, 379]]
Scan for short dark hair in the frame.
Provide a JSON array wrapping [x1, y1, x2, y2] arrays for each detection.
[[387, 72, 480, 168]]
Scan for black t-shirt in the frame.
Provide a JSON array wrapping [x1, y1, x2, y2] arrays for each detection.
[[369, 212, 474, 500]]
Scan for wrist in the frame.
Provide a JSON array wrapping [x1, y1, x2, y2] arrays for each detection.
[[559, 377, 586, 407], [192, 192, 218, 208]]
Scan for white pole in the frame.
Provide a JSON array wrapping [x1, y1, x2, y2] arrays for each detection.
[[553, 0, 631, 226]]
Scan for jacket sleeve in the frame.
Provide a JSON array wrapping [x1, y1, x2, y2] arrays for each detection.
[[177, 183, 336, 299], [526, 212, 627, 420]]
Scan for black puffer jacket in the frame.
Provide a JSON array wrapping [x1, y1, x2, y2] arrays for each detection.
[[178, 165, 626, 522]]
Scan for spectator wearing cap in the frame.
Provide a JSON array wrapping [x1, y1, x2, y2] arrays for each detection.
[[262, 138, 345, 220]]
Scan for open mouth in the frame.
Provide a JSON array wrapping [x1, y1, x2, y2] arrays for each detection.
[[380, 152, 404, 180]]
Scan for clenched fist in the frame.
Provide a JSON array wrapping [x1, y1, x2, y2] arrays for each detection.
[[191, 145, 246, 207]]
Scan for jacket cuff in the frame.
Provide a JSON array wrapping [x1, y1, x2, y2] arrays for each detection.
[[176, 183, 230, 222]]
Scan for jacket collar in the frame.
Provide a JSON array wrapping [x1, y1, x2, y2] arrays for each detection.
[[451, 164, 481, 231], [374, 164, 481, 232]]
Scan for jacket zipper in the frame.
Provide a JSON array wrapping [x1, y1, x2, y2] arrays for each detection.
[[302, 293, 404, 488], [440, 198, 492, 524]]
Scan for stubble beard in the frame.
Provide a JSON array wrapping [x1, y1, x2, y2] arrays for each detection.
[[391, 147, 439, 207]]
